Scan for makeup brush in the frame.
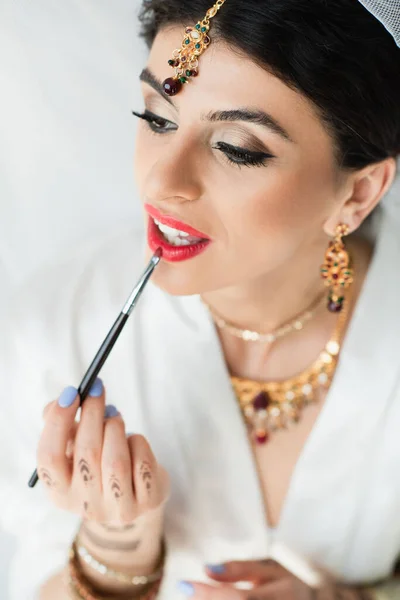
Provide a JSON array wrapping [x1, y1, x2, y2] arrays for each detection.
[[28, 248, 163, 488]]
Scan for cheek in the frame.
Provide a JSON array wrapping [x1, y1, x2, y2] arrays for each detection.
[[240, 165, 331, 230], [133, 128, 151, 195], [221, 167, 333, 261]]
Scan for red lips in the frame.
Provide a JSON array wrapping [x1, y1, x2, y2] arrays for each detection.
[[144, 204, 212, 263], [144, 204, 210, 240]]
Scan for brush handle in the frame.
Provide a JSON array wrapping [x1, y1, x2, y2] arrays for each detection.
[[28, 251, 161, 488]]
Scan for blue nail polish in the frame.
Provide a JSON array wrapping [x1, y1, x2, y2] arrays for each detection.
[[89, 378, 104, 397], [206, 564, 226, 574], [177, 581, 194, 596], [58, 386, 78, 408], [104, 405, 119, 419]]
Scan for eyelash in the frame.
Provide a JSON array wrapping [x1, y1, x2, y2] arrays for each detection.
[[132, 110, 273, 168]]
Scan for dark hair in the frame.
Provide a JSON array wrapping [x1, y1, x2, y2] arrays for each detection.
[[139, 0, 400, 172]]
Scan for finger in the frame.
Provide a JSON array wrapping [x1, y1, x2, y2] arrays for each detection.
[[43, 401, 78, 459], [177, 581, 245, 599], [101, 408, 136, 524], [42, 400, 56, 420], [205, 559, 283, 585], [65, 422, 78, 460], [37, 386, 81, 493], [244, 579, 299, 600], [128, 434, 164, 511], [71, 378, 106, 519]]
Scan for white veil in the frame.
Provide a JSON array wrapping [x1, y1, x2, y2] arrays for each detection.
[[357, 0, 400, 47]]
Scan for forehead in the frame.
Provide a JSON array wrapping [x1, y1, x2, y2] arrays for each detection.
[[146, 25, 331, 150]]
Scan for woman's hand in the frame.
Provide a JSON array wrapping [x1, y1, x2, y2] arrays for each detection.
[[37, 378, 169, 526], [177, 560, 371, 599]]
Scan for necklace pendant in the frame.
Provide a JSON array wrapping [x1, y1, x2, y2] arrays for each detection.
[[250, 391, 271, 445], [253, 391, 271, 411], [254, 429, 269, 445]]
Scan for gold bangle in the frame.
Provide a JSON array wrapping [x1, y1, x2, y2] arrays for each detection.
[[68, 536, 166, 600]]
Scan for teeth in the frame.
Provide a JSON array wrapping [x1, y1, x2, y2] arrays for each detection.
[[154, 218, 203, 247], [154, 219, 190, 238]]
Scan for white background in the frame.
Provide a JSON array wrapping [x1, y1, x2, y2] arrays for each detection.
[[0, 1, 146, 596]]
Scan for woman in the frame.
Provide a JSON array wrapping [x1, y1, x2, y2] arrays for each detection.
[[1, 0, 400, 598]]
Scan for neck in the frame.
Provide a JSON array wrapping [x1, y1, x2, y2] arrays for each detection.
[[201, 240, 328, 333]]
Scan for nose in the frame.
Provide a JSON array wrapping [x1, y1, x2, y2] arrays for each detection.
[[143, 137, 202, 206]]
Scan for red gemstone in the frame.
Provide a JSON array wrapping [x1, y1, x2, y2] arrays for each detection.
[[255, 431, 269, 445], [328, 301, 343, 313], [332, 274, 339, 280], [192, 69, 198, 77], [163, 77, 182, 96], [253, 391, 271, 411], [204, 36, 210, 43]]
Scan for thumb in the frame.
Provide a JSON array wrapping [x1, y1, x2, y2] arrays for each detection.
[[205, 559, 282, 585]]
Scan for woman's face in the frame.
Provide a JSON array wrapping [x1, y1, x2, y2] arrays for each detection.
[[134, 26, 344, 296]]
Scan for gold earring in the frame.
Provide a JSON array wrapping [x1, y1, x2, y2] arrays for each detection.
[[321, 224, 354, 313]]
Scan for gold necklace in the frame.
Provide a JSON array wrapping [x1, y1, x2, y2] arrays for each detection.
[[230, 286, 352, 445], [202, 291, 326, 343]]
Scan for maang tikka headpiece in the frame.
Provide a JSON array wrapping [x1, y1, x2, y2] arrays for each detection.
[[162, 0, 226, 97]]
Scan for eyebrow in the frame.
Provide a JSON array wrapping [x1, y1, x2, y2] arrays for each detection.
[[139, 67, 294, 143], [205, 109, 293, 143], [140, 67, 176, 106]]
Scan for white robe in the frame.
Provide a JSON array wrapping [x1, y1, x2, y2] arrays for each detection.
[[1, 199, 400, 599]]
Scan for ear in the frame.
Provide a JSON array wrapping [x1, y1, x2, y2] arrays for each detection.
[[324, 157, 397, 236]]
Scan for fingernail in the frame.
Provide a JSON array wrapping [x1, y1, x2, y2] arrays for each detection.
[[104, 405, 119, 419], [206, 563, 226, 574], [58, 386, 78, 408], [177, 581, 194, 596], [89, 377, 104, 397]]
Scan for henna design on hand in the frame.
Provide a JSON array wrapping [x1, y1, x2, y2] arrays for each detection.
[[81, 524, 142, 552], [100, 522, 136, 532], [38, 468, 57, 489], [109, 475, 123, 500], [140, 461, 152, 495], [78, 458, 93, 484]]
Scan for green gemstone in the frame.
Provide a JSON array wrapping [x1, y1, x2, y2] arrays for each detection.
[[334, 262, 338, 267], [179, 77, 187, 83], [168, 59, 175, 66], [185, 38, 190, 45], [201, 26, 207, 32], [196, 24, 201, 30], [195, 43, 201, 49], [185, 70, 192, 77]]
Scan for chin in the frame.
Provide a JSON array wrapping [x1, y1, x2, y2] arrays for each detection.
[[149, 261, 208, 297]]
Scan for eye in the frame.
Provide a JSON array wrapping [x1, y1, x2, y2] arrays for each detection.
[[132, 110, 177, 134], [213, 141, 273, 168]]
